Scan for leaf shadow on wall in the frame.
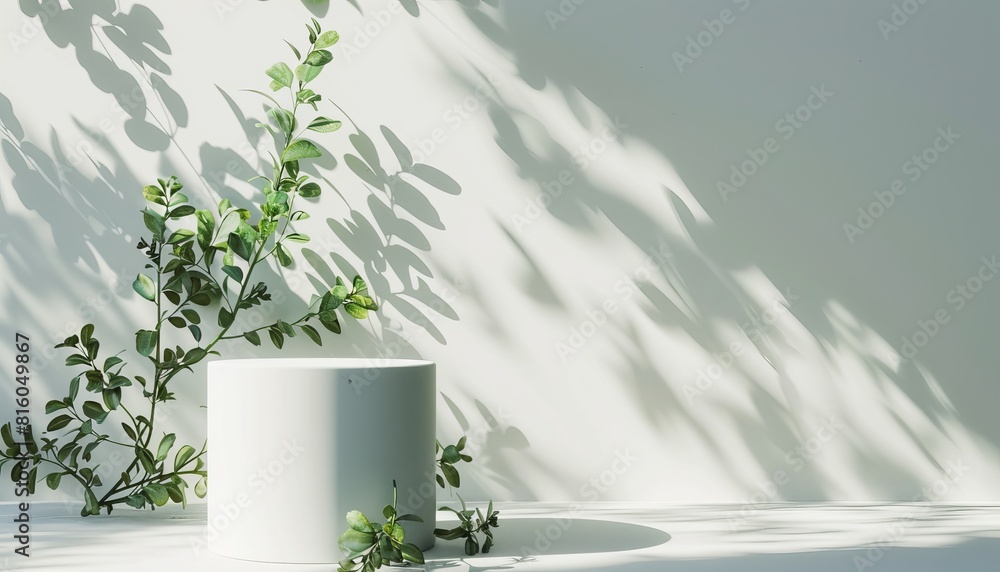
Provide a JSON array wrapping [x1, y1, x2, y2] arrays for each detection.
[[17, 1, 185, 152], [431, 0, 999, 501], [301, 117, 464, 351]]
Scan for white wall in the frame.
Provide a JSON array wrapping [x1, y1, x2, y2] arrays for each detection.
[[1, 0, 999, 505]]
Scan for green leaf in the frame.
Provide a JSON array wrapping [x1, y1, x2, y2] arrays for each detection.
[[276, 320, 295, 336], [0, 424, 14, 448], [135, 330, 156, 357], [132, 273, 156, 302], [167, 228, 196, 245], [82, 401, 105, 421], [218, 308, 234, 328], [295, 63, 322, 84], [227, 232, 251, 261], [307, 116, 342, 133], [143, 208, 166, 241], [144, 483, 169, 507], [267, 106, 295, 135], [69, 376, 80, 401], [174, 445, 196, 471], [265, 62, 294, 89], [168, 192, 189, 207], [221, 265, 244, 283], [465, 535, 479, 556], [103, 356, 124, 372], [125, 494, 145, 509], [269, 329, 284, 349], [353, 275, 369, 295], [395, 513, 424, 523], [300, 324, 322, 346], [282, 139, 322, 163], [168, 205, 196, 219], [315, 30, 340, 48], [305, 49, 333, 66], [156, 434, 176, 462], [137, 448, 156, 474], [185, 348, 208, 364], [297, 182, 321, 198], [338, 529, 376, 557], [266, 190, 290, 216], [66, 354, 90, 366], [442, 445, 461, 464], [218, 198, 232, 216], [331, 283, 349, 305], [195, 476, 208, 498], [383, 504, 396, 520], [102, 387, 121, 410], [442, 462, 460, 488], [45, 400, 68, 414], [80, 324, 95, 345], [143, 184, 165, 202], [83, 488, 100, 515], [387, 522, 405, 543], [46, 472, 62, 490], [344, 302, 367, 320], [244, 331, 262, 346], [276, 243, 293, 267], [400, 542, 424, 564], [181, 309, 201, 325], [319, 312, 341, 334], [107, 375, 132, 389], [284, 40, 301, 59], [167, 316, 186, 329], [195, 209, 215, 250], [346, 510, 374, 532], [285, 233, 310, 243], [122, 422, 137, 442]]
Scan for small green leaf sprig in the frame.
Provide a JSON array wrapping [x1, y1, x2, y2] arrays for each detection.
[[336, 435, 501, 568], [337, 481, 425, 572], [0, 19, 376, 516], [433, 435, 500, 555], [435, 497, 500, 556], [436, 435, 473, 489]]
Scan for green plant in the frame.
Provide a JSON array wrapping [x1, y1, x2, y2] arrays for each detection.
[[337, 481, 425, 571], [433, 435, 500, 555], [434, 496, 500, 556], [0, 19, 376, 516], [436, 435, 473, 489], [337, 434, 502, 567]]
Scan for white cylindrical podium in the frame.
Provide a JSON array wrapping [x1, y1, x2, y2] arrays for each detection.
[[207, 358, 436, 563]]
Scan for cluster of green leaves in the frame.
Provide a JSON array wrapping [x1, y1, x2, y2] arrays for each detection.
[[0, 322, 207, 516], [336, 435, 502, 568], [337, 481, 425, 572], [436, 435, 473, 489], [433, 435, 500, 555], [435, 497, 500, 556], [0, 20, 375, 516]]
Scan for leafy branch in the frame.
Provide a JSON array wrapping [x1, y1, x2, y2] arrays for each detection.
[[337, 481, 425, 572], [336, 434, 502, 569], [0, 19, 373, 516]]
